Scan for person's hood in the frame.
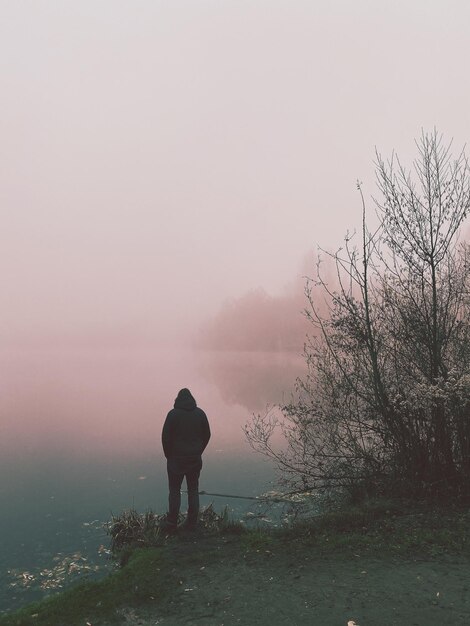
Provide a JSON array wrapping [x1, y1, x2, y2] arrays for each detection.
[[174, 388, 197, 411]]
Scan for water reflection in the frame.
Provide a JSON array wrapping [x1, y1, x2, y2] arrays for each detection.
[[194, 281, 310, 411], [198, 349, 305, 411]]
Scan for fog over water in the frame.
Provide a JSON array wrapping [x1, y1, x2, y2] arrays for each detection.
[[0, 340, 304, 460], [0, 336, 302, 612], [0, 274, 311, 612]]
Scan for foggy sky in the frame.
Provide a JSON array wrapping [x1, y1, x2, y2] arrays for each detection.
[[2, 1, 470, 457], [2, 0, 470, 345]]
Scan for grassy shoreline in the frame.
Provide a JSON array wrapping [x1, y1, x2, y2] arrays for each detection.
[[1, 501, 469, 626]]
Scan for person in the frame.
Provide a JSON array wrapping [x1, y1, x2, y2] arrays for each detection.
[[161, 388, 211, 531]]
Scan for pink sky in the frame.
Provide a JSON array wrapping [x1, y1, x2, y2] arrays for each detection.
[[2, 1, 470, 345], [2, 2, 470, 457]]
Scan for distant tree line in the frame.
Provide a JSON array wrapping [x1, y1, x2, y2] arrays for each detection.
[[197, 286, 309, 353]]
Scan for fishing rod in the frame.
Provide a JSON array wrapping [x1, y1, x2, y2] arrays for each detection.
[[182, 490, 309, 504]]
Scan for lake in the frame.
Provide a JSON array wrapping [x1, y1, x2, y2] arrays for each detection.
[[0, 343, 304, 613]]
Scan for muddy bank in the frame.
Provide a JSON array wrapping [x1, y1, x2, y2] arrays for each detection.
[[120, 532, 470, 626]]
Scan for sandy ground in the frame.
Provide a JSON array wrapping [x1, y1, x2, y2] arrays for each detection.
[[115, 534, 470, 626]]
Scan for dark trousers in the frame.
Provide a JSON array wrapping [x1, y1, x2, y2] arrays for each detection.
[[167, 455, 202, 526]]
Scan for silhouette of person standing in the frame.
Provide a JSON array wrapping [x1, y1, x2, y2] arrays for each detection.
[[161, 388, 211, 531]]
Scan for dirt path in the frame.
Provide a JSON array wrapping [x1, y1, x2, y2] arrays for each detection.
[[117, 534, 470, 626]]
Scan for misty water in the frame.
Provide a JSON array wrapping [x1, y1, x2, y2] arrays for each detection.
[[0, 344, 304, 613]]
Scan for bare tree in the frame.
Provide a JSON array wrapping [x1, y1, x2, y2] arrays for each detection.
[[245, 130, 470, 497]]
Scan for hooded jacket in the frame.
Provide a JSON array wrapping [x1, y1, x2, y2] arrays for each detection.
[[161, 388, 211, 459]]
